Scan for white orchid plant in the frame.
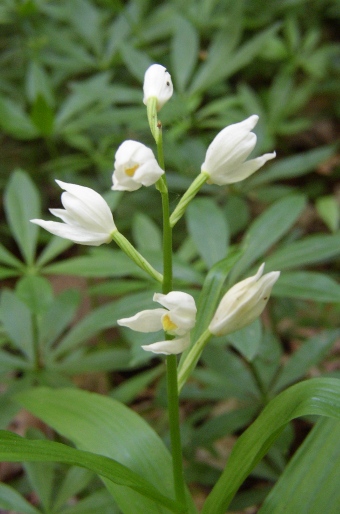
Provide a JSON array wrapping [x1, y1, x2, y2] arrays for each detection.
[[11, 62, 294, 513]]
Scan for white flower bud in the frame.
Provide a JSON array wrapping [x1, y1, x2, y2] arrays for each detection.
[[31, 180, 116, 246], [209, 264, 280, 336], [201, 115, 276, 185], [143, 64, 173, 111]]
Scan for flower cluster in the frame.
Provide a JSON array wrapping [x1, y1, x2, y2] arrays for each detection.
[[31, 63, 280, 358], [118, 292, 197, 355]]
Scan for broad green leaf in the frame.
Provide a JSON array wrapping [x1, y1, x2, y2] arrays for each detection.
[[52, 291, 153, 358], [259, 418, 340, 514], [0, 97, 39, 139], [316, 195, 339, 232], [4, 170, 41, 265], [54, 348, 131, 374], [0, 482, 40, 514], [16, 276, 54, 315], [30, 95, 55, 136], [58, 489, 118, 514], [247, 145, 335, 188], [273, 329, 340, 393], [111, 365, 163, 404], [36, 236, 73, 267], [190, 24, 279, 94], [0, 242, 23, 268], [132, 212, 162, 252], [120, 43, 152, 81], [186, 198, 229, 268], [26, 60, 54, 106], [39, 289, 81, 351], [229, 194, 306, 282], [0, 289, 34, 361], [0, 429, 181, 513], [171, 16, 199, 91], [202, 378, 340, 514], [226, 318, 262, 361], [272, 271, 340, 302], [15, 387, 196, 513], [265, 232, 340, 271], [53, 467, 94, 512], [24, 429, 55, 512]]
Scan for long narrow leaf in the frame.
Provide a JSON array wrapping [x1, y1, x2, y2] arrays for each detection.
[[202, 378, 340, 514], [0, 431, 182, 513]]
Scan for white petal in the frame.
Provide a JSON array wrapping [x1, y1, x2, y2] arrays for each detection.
[[117, 308, 166, 332], [142, 334, 190, 355], [143, 64, 173, 110], [56, 181, 116, 233], [30, 219, 111, 246]]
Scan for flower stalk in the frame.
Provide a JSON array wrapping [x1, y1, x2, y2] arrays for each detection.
[[112, 231, 163, 283]]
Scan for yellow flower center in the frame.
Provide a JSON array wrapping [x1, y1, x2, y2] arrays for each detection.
[[162, 314, 178, 332], [125, 164, 139, 177]]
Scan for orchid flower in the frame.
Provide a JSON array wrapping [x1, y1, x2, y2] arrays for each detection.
[[112, 140, 164, 191], [31, 180, 116, 246], [118, 291, 197, 355], [201, 115, 276, 186], [209, 263, 280, 336]]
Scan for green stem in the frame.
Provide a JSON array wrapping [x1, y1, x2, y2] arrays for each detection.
[[111, 231, 163, 283], [156, 124, 187, 510], [170, 172, 209, 228], [177, 328, 212, 392]]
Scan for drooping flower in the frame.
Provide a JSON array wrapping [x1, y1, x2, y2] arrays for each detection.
[[118, 291, 197, 355], [201, 115, 276, 186], [31, 180, 116, 246], [209, 263, 280, 336], [112, 140, 164, 191], [143, 64, 173, 111]]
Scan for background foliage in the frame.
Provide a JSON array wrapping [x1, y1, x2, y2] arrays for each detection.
[[0, 0, 339, 512]]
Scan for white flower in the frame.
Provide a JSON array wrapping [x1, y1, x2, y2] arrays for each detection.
[[112, 140, 164, 191], [209, 264, 280, 336], [201, 115, 276, 186], [31, 180, 116, 246], [143, 64, 173, 111], [118, 291, 197, 355]]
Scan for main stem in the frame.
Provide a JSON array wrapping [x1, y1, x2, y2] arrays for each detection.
[[157, 125, 187, 509]]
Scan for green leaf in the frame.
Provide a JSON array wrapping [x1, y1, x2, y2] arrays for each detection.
[[265, 232, 340, 271], [30, 95, 55, 136], [53, 467, 94, 512], [0, 97, 39, 139], [0, 289, 34, 361], [0, 242, 23, 268], [120, 43, 152, 81], [190, 24, 279, 94], [0, 482, 40, 514], [273, 329, 340, 393], [39, 289, 80, 353], [4, 169, 41, 266], [16, 276, 54, 315], [230, 194, 306, 282], [272, 271, 340, 302], [171, 16, 199, 92], [132, 213, 162, 252], [36, 236, 73, 267], [226, 319, 262, 361], [259, 418, 340, 514], [24, 429, 55, 512], [202, 378, 340, 514], [247, 145, 336, 188], [191, 249, 242, 342], [52, 291, 153, 358], [0, 429, 181, 513], [15, 387, 196, 513], [186, 197, 229, 268], [316, 195, 339, 233]]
